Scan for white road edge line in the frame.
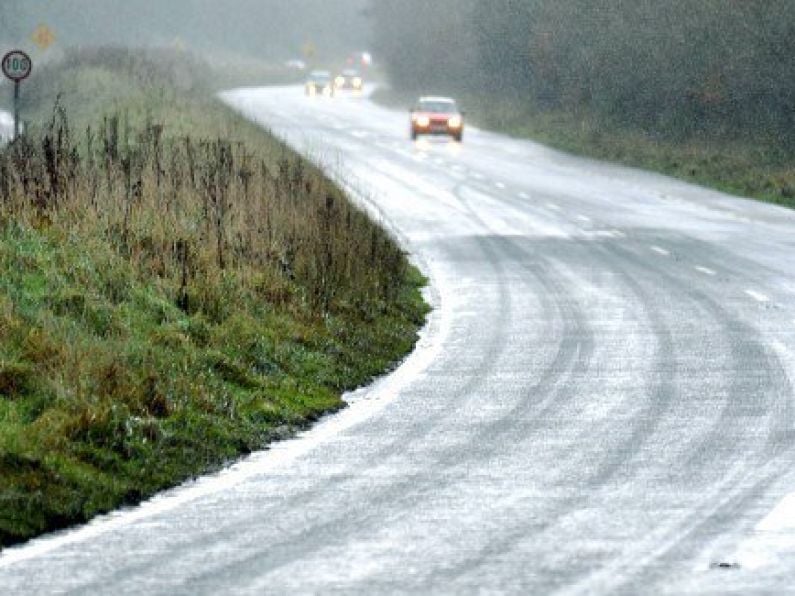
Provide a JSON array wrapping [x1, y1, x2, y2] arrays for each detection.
[[745, 289, 770, 303], [651, 245, 670, 256], [0, 132, 454, 571]]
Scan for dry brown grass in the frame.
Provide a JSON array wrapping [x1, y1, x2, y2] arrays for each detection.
[[0, 103, 407, 317]]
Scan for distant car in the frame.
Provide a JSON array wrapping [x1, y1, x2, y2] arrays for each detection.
[[334, 69, 364, 92], [410, 97, 464, 142], [305, 70, 335, 97]]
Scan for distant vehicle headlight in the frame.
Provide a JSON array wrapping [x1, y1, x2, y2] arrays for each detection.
[[448, 115, 463, 129], [353, 77, 363, 88], [414, 115, 430, 127], [335, 76, 345, 87]]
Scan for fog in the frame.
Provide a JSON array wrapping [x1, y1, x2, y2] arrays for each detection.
[[369, 1, 795, 149], [2, 1, 793, 151], [0, 0, 371, 61]]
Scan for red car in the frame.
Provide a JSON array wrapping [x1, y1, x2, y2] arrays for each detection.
[[410, 96, 464, 142]]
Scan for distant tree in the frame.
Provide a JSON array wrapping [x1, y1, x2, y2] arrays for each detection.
[[371, 0, 794, 147], [471, 0, 536, 98], [371, 0, 477, 93]]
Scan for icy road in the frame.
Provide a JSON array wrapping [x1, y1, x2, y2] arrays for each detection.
[[2, 87, 795, 594], [0, 110, 13, 143]]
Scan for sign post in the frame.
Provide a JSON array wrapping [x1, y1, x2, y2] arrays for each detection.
[[2, 50, 33, 140]]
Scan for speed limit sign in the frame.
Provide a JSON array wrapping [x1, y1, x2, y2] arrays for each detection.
[[3, 50, 32, 140], [2, 50, 32, 82]]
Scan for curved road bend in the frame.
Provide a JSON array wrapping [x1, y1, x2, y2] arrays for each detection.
[[1, 87, 795, 594]]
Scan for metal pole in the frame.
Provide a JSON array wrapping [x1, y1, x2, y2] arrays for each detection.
[[13, 80, 20, 140]]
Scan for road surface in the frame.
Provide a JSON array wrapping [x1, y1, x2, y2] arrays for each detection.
[[1, 86, 795, 594], [0, 110, 12, 143]]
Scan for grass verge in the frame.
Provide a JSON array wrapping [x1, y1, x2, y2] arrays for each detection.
[[0, 49, 429, 548]]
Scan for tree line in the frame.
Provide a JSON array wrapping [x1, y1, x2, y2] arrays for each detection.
[[370, 0, 795, 148]]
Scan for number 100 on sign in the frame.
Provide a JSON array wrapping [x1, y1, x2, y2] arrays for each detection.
[[2, 51, 32, 82]]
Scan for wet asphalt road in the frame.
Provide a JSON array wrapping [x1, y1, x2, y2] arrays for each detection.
[[1, 87, 795, 594], [0, 110, 12, 143]]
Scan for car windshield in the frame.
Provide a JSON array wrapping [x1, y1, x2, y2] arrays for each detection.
[[309, 71, 331, 83], [418, 100, 457, 113]]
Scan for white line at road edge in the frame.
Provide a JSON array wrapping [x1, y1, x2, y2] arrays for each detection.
[[744, 289, 770, 303], [0, 99, 452, 570], [1, 294, 448, 569]]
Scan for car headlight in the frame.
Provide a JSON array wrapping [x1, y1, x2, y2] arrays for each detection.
[[448, 115, 463, 129], [335, 76, 345, 87], [353, 77, 363, 88], [414, 115, 430, 127]]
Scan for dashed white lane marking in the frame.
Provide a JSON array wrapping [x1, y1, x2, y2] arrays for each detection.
[[495, 182, 506, 190], [695, 266, 716, 276], [610, 230, 627, 238], [545, 202, 561, 211], [472, 172, 485, 180], [745, 289, 770, 303], [651, 245, 670, 256], [518, 192, 529, 200], [576, 215, 592, 223]]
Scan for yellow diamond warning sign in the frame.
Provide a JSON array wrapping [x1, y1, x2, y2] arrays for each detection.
[[31, 25, 56, 51]]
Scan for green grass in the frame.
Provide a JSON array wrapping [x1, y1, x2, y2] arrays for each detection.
[[373, 88, 795, 209], [0, 49, 429, 548]]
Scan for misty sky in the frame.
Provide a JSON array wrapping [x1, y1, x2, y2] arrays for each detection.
[[0, 0, 372, 60]]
